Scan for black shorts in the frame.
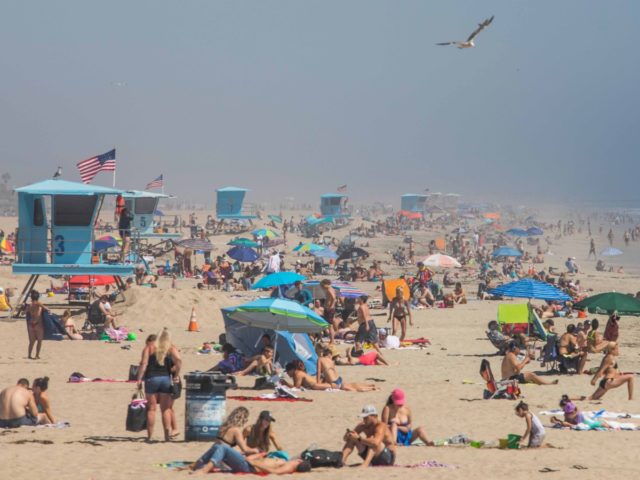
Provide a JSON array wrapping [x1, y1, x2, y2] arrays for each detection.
[[359, 447, 395, 466], [509, 374, 526, 384], [119, 229, 131, 238]]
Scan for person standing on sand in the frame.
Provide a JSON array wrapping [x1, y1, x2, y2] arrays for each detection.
[[26, 290, 46, 359], [321, 279, 338, 343], [588, 238, 596, 259], [607, 228, 614, 246]]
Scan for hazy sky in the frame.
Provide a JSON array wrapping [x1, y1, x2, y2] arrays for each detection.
[[1, 1, 639, 208]]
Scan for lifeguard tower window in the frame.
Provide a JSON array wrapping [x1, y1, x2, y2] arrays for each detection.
[[53, 195, 97, 226], [134, 197, 156, 215], [33, 198, 44, 226], [328, 198, 341, 206]]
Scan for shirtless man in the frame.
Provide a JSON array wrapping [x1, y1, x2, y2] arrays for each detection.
[[316, 348, 378, 392], [26, 290, 47, 359], [501, 343, 558, 385], [558, 324, 587, 374], [320, 279, 339, 343], [387, 287, 412, 342], [0, 378, 38, 428], [342, 405, 396, 467], [236, 345, 274, 376]]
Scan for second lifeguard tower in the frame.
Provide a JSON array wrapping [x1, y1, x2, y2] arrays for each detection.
[[320, 193, 350, 225], [400, 193, 427, 216], [214, 186, 257, 232]]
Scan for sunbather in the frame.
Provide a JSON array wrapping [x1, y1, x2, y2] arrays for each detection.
[[501, 342, 559, 385], [381, 388, 434, 446], [282, 360, 334, 390], [551, 395, 587, 427], [316, 350, 378, 392], [344, 342, 389, 366]]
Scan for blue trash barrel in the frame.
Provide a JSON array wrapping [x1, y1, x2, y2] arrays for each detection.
[[184, 372, 237, 441]]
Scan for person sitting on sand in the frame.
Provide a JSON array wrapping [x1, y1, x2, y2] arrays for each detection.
[[32, 377, 55, 425], [243, 410, 283, 452], [342, 405, 396, 467], [181, 407, 263, 472], [209, 343, 245, 374], [282, 360, 334, 390], [501, 342, 559, 386], [515, 401, 545, 448], [344, 341, 390, 366], [97, 295, 118, 329], [62, 310, 83, 340], [381, 388, 434, 447], [236, 345, 274, 377], [315, 350, 379, 392], [412, 284, 435, 308], [452, 282, 467, 304], [588, 319, 614, 353], [0, 378, 39, 428], [0, 287, 11, 313], [558, 324, 587, 374]]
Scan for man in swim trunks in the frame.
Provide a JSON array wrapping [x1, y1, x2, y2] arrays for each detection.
[[320, 279, 339, 343], [342, 405, 396, 467], [0, 378, 39, 428], [501, 343, 559, 386]]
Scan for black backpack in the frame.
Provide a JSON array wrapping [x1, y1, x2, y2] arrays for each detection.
[[301, 449, 343, 468]]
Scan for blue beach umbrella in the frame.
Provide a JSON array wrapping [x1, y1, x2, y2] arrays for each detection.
[[226, 246, 259, 263], [526, 227, 544, 236], [223, 298, 329, 334], [506, 228, 530, 237], [252, 272, 306, 290], [228, 237, 259, 248], [489, 279, 571, 302], [492, 246, 522, 258], [293, 242, 324, 253]]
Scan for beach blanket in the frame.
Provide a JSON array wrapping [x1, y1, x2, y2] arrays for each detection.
[[69, 377, 134, 383], [540, 409, 640, 420], [374, 460, 457, 469], [228, 395, 312, 403], [36, 421, 71, 429], [540, 410, 640, 431]]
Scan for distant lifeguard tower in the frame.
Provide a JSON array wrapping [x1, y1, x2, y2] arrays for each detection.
[[12, 179, 134, 312], [320, 193, 350, 221], [215, 187, 257, 232], [122, 190, 180, 240], [400, 194, 427, 216]]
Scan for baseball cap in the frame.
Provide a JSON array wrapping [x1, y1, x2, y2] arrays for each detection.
[[391, 388, 406, 406], [359, 405, 378, 417], [259, 410, 276, 422]]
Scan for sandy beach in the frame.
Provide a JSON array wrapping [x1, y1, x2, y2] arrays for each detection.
[[1, 209, 639, 480]]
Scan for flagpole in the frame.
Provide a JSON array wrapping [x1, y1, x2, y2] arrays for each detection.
[[162, 174, 165, 195], [112, 147, 117, 187]]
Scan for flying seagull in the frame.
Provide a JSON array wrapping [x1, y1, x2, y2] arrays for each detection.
[[53, 166, 62, 179], [436, 15, 494, 49]]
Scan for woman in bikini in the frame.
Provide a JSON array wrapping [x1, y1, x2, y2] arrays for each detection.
[[316, 348, 379, 392], [282, 360, 334, 390], [387, 288, 412, 342], [345, 341, 390, 366], [584, 345, 634, 400], [182, 407, 260, 471], [32, 377, 55, 424], [62, 310, 83, 340], [381, 388, 434, 446], [26, 290, 46, 359]]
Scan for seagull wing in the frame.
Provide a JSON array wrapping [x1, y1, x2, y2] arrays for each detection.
[[466, 15, 494, 42], [436, 42, 455, 46]]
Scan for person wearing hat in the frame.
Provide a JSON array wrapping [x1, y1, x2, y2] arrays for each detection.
[[381, 388, 434, 446], [341, 405, 396, 467], [243, 410, 282, 453], [0, 287, 11, 313]]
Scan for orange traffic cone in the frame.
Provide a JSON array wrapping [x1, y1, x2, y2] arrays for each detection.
[[188, 306, 199, 332]]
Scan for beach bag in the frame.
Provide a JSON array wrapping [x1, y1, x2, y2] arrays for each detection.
[[254, 376, 277, 390], [301, 449, 343, 468], [128, 365, 139, 382], [170, 378, 182, 399], [126, 388, 148, 432]]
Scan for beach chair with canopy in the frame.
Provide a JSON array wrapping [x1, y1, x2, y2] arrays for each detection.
[[497, 304, 547, 340]]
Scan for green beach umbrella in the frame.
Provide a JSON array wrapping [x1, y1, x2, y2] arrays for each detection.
[[574, 292, 640, 316]]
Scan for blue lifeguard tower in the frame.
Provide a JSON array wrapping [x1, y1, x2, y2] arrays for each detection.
[[401, 194, 427, 215], [12, 179, 134, 311], [320, 193, 350, 219], [122, 190, 180, 240], [215, 186, 257, 231]]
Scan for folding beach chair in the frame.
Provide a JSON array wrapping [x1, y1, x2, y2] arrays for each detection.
[[540, 334, 559, 372], [479, 359, 521, 400]]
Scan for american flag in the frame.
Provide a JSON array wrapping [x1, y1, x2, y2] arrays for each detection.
[[76, 149, 116, 184], [146, 174, 164, 190], [337, 184, 347, 193]]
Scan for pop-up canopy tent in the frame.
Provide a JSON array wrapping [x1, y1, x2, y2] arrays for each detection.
[[222, 309, 319, 375], [497, 303, 547, 339]]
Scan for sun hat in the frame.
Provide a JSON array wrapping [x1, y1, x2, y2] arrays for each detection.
[[359, 405, 378, 417], [391, 388, 406, 406]]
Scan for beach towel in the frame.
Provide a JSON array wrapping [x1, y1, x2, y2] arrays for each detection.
[[36, 421, 71, 429], [374, 460, 457, 469], [539, 409, 640, 420], [156, 461, 269, 475], [69, 376, 134, 383], [228, 395, 312, 403]]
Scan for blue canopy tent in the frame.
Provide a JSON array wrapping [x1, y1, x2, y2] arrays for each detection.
[[489, 279, 571, 302], [492, 246, 522, 258]]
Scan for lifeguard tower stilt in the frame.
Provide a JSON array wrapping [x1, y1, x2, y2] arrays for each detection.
[[12, 179, 135, 315]]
